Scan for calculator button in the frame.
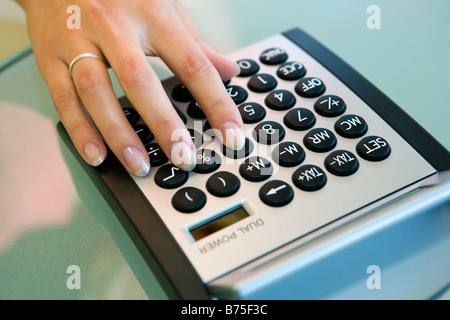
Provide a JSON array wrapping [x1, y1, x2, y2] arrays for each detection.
[[222, 138, 254, 159], [314, 95, 346, 117], [226, 85, 248, 104], [247, 73, 277, 93], [145, 142, 168, 167], [283, 108, 316, 131], [171, 83, 193, 102], [193, 149, 221, 174], [133, 124, 154, 144], [172, 187, 206, 213], [325, 150, 359, 176], [253, 121, 286, 145], [356, 136, 391, 161], [335, 114, 368, 138], [303, 128, 337, 152], [237, 59, 260, 77], [292, 164, 327, 191], [260, 48, 288, 65], [272, 142, 305, 167], [295, 77, 326, 98], [187, 101, 206, 119], [239, 156, 273, 182], [206, 171, 240, 197], [154, 164, 188, 189], [238, 102, 266, 124], [259, 180, 294, 207], [188, 128, 204, 149], [265, 89, 296, 111], [123, 107, 140, 125], [276, 61, 306, 81]]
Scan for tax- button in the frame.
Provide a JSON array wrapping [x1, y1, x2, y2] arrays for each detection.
[[259, 180, 294, 207], [325, 150, 359, 176], [172, 187, 206, 213]]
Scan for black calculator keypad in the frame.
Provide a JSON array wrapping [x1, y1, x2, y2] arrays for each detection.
[[120, 44, 395, 213]]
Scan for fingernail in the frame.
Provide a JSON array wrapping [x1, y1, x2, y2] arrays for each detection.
[[221, 121, 246, 150], [123, 147, 150, 177], [231, 60, 241, 77], [171, 142, 196, 171], [84, 142, 104, 167]]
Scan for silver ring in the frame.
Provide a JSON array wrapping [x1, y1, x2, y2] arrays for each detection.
[[69, 53, 105, 76]]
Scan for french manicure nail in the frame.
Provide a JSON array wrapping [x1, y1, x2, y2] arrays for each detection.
[[123, 147, 150, 177], [171, 142, 196, 171], [84, 142, 104, 167], [222, 121, 246, 150]]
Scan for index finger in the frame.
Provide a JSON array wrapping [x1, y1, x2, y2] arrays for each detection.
[[150, 21, 246, 150]]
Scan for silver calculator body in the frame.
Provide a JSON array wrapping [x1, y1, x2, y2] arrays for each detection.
[[57, 28, 450, 299]]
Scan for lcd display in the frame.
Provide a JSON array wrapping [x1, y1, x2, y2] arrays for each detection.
[[190, 206, 249, 241]]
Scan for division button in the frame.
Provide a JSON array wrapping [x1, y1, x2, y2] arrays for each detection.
[[303, 128, 337, 152], [206, 171, 240, 197], [277, 61, 306, 81], [154, 164, 188, 189], [325, 150, 359, 176], [356, 136, 391, 161], [265, 89, 296, 111], [253, 121, 286, 145], [133, 124, 154, 144], [239, 156, 273, 182], [172, 187, 206, 213], [222, 138, 254, 159], [171, 83, 193, 102], [260, 48, 288, 65], [238, 102, 266, 124], [283, 107, 316, 131], [259, 180, 294, 207], [335, 114, 368, 138], [193, 149, 221, 174], [272, 142, 305, 167], [314, 95, 346, 117], [295, 77, 326, 98], [292, 164, 327, 191], [188, 128, 204, 149], [226, 85, 248, 104], [145, 142, 168, 167], [247, 73, 277, 93], [236, 59, 260, 77]]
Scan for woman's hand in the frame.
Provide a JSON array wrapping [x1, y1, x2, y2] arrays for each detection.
[[18, 0, 244, 176]]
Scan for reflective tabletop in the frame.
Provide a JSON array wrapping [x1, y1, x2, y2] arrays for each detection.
[[0, 0, 448, 299]]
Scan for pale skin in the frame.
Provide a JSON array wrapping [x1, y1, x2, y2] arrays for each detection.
[[16, 0, 245, 176]]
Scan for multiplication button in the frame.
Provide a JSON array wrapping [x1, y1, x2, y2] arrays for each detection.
[[259, 180, 294, 207], [292, 164, 327, 191], [325, 150, 359, 176], [357, 136, 391, 161]]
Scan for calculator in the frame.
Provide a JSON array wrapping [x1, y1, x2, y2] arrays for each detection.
[[57, 28, 450, 299]]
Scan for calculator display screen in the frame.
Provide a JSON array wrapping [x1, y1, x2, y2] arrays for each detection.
[[190, 206, 249, 241]]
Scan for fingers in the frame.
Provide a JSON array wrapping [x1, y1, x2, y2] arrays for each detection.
[[101, 39, 197, 171], [42, 59, 107, 167], [149, 12, 246, 150]]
